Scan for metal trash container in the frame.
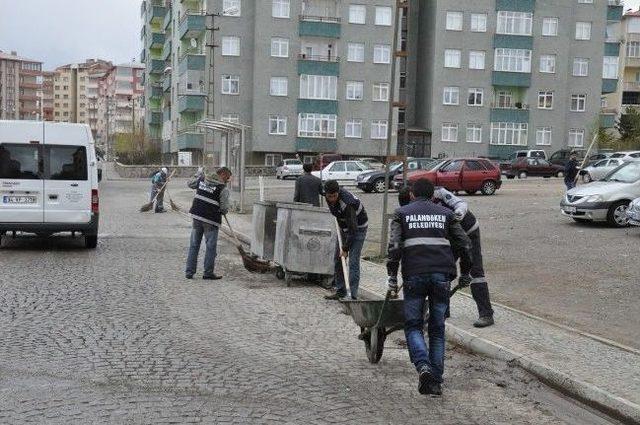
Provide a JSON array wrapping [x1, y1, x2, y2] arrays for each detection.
[[273, 203, 337, 286], [250, 201, 278, 261]]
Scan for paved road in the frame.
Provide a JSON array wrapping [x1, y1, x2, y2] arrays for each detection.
[[0, 179, 616, 424]]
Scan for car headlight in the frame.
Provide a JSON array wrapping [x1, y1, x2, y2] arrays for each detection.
[[584, 195, 603, 203], [361, 175, 371, 182]]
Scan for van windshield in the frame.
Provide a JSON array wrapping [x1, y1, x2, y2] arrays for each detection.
[[602, 161, 640, 184], [0, 144, 41, 179], [48, 145, 88, 181]]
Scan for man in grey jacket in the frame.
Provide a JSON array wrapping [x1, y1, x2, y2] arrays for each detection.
[[294, 163, 323, 206]]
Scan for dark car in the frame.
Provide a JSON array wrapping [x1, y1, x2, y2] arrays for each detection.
[[504, 158, 564, 179], [357, 158, 439, 193], [549, 149, 587, 167]]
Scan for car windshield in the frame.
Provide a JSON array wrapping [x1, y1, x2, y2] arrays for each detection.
[[611, 153, 625, 158], [388, 161, 402, 172], [356, 161, 374, 170], [602, 162, 640, 183]]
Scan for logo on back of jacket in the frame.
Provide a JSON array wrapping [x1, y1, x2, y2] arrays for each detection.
[[198, 181, 218, 194], [405, 214, 446, 230]]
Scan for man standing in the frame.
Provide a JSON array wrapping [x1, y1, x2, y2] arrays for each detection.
[[150, 167, 168, 213], [185, 167, 232, 280], [387, 179, 472, 395], [564, 151, 580, 191], [294, 163, 323, 206], [323, 180, 368, 300]]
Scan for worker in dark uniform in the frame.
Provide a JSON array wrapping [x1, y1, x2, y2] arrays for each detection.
[[387, 179, 472, 396]]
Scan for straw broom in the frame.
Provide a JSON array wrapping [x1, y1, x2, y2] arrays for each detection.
[[140, 170, 176, 212]]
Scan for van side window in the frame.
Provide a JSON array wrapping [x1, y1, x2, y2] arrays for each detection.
[[48, 146, 88, 181], [0, 144, 41, 179]]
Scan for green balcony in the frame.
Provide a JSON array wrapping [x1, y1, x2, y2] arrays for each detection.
[[180, 14, 205, 39], [163, 75, 172, 92], [163, 8, 172, 30], [149, 59, 165, 74], [150, 32, 165, 49], [178, 54, 206, 74], [163, 107, 171, 122], [297, 57, 340, 76], [495, 0, 535, 12], [150, 84, 163, 99], [296, 138, 338, 153], [490, 107, 529, 123], [604, 42, 620, 56], [148, 5, 167, 25], [297, 99, 338, 115], [600, 113, 616, 128], [602, 79, 618, 94], [176, 132, 205, 150], [494, 34, 533, 50], [162, 40, 172, 60], [178, 95, 205, 113], [608, 4, 623, 21], [299, 17, 341, 39], [149, 111, 163, 126], [492, 71, 531, 87], [488, 145, 528, 160]]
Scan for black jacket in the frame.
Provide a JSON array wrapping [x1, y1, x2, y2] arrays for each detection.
[[565, 159, 579, 181], [294, 173, 323, 207]]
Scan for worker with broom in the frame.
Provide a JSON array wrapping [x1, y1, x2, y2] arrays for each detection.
[[185, 167, 232, 280], [149, 167, 168, 213]]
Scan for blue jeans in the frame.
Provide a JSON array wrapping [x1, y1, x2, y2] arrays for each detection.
[[149, 185, 164, 212], [565, 179, 576, 191], [334, 228, 367, 298], [403, 273, 450, 383], [185, 219, 219, 277]]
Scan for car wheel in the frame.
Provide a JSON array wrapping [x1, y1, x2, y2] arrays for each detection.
[[85, 235, 98, 249], [276, 175, 281, 180], [373, 178, 386, 193], [607, 201, 630, 228], [480, 181, 497, 196], [518, 171, 528, 179], [556, 171, 564, 178], [582, 173, 592, 183]]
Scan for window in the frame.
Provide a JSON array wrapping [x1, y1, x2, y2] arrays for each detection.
[[538, 91, 553, 109], [494, 48, 531, 73], [542, 18, 558, 36], [349, 5, 366, 24], [443, 86, 460, 105], [497, 11, 532, 35], [269, 115, 287, 135], [539, 55, 556, 73], [468, 88, 483, 106], [490, 123, 528, 145], [442, 123, 459, 142], [266, 154, 283, 166], [221, 113, 240, 123], [0, 144, 40, 179], [270, 77, 288, 96], [570, 94, 586, 112], [346, 81, 364, 100], [221, 75, 240, 94], [446, 12, 463, 31], [568, 129, 585, 147], [444, 49, 461, 68], [223, 0, 241, 16], [627, 41, 640, 58], [373, 45, 391, 64], [441, 160, 464, 172], [470, 14, 487, 32], [272, 0, 290, 18], [49, 146, 88, 181], [300, 75, 337, 100], [466, 124, 482, 143], [345, 119, 362, 138], [298, 113, 337, 138], [469, 51, 485, 70], [575, 22, 591, 40], [372, 83, 390, 101], [375, 6, 392, 26], [573, 58, 589, 76], [536, 127, 552, 145], [371, 120, 388, 139], [630, 17, 640, 33], [603, 56, 619, 79], [348, 43, 365, 62], [271, 38, 289, 57], [221, 36, 240, 56]]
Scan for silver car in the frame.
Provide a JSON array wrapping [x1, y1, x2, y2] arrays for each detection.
[[276, 159, 303, 180], [580, 158, 624, 183], [627, 197, 640, 226]]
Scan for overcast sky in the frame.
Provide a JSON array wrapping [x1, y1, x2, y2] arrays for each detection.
[[1, 0, 640, 71]]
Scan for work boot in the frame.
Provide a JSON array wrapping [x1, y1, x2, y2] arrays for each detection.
[[324, 292, 346, 300], [418, 366, 436, 395], [425, 382, 442, 396], [203, 274, 223, 280], [185, 274, 194, 280], [473, 316, 494, 328]]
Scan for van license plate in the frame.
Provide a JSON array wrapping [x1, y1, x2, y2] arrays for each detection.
[[3, 195, 37, 204], [563, 206, 577, 213]]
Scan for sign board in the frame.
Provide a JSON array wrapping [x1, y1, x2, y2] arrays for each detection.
[[178, 151, 192, 166]]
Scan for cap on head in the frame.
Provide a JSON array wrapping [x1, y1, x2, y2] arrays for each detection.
[[324, 180, 340, 194], [161, 167, 168, 174]]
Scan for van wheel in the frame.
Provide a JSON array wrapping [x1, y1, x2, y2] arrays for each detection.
[[85, 235, 98, 249], [556, 171, 564, 178], [481, 181, 497, 196], [518, 171, 528, 179], [607, 201, 630, 228]]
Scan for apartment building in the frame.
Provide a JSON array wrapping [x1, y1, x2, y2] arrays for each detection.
[[42, 71, 55, 121], [0, 51, 20, 120], [0, 50, 44, 121], [607, 9, 640, 118]]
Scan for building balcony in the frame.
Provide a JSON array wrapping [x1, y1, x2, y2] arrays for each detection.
[[605, 42, 620, 56], [19, 82, 41, 89], [490, 106, 529, 123], [297, 55, 340, 76], [20, 94, 39, 101], [624, 81, 640, 92], [178, 54, 206, 74], [150, 84, 163, 99], [140, 48, 146, 63], [602, 79, 618, 94], [493, 34, 533, 50], [608, 2, 623, 21], [625, 56, 640, 68], [297, 99, 339, 115], [492, 71, 531, 87], [149, 59, 166, 74], [148, 111, 163, 125], [179, 13, 206, 40], [150, 32, 165, 49], [600, 112, 616, 128], [178, 94, 205, 113], [163, 75, 172, 92], [495, 0, 535, 13], [296, 138, 338, 153], [299, 16, 341, 39], [176, 132, 204, 150], [163, 8, 173, 30], [162, 40, 172, 61], [163, 107, 171, 122], [147, 5, 168, 25]]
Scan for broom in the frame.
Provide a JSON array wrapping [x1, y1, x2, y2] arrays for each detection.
[[140, 170, 176, 212], [223, 215, 273, 273], [164, 188, 182, 212]]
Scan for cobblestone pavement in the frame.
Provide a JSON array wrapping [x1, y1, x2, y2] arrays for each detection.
[[0, 180, 616, 424]]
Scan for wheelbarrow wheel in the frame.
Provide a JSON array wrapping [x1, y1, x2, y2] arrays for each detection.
[[275, 267, 285, 280], [364, 326, 386, 364]]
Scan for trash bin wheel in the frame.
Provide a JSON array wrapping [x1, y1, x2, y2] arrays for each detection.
[[321, 277, 333, 290], [275, 267, 285, 280], [364, 326, 386, 364], [285, 272, 293, 287]]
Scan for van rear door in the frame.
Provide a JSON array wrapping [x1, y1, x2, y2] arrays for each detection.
[[0, 122, 45, 223]]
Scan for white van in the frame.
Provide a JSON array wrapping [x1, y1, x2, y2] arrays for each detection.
[[0, 120, 100, 248]]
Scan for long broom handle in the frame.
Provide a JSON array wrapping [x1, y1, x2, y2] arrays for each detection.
[[150, 170, 176, 203], [334, 218, 350, 293], [223, 215, 243, 249]]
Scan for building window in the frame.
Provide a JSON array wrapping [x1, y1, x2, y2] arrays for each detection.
[[442, 123, 459, 142], [573, 58, 589, 76], [630, 18, 640, 33], [221, 75, 240, 95], [345, 119, 363, 138], [470, 14, 487, 32], [375, 6, 392, 26], [223, 0, 241, 16], [466, 124, 482, 143], [538, 91, 553, 109], [603, 56, 619, 79], [536, 127, 552, 146], [568, 129, 585, 147], [298, 113, 337, 138], [271, 38, 289, 57], [221, 113, 240, 123], [446, 11, 463, 31], [272, 0, 290, 18], [373, 45, 391, 64], [300, 75, 337, 100], [346, 81, 364, 100], [270, 77, 288, 96], [443, 86, 460, 105], [575, 22, 591, 40], [469, 51, 485, 70], [490, 122, 528, 146], [269, 115, 287, 135], [539, 55, 556, 73], [494, 48, 531, 73], [468, 88, 483, 106], [221, 36, 240, 56], [444, 49, 461, 68], [372, 83, 390, 101], [570, 94, 586, 112], [497, 11, 532, 36], [371, 120, 388, 139], [347, 43, 365, 62], [627, 41, 640, 58], [349, 5, 366, 24], [265, 154, 283, 166], [542, 18, 558, 36]]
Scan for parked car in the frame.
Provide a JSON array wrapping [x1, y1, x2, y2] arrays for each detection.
[[312, 153, 342, 171], [560, 160, 640, 227], [499, 150, 547, 172], [398, 158, 502, 195], [275, 159, 303, 179], [627, 197, 640, 226], [586, 152, 613, 165], [579, 158, 624, 183], [504, 158, 564, 179], [357, 158, 385, 169], [550, 149, 587, 167], [610, 151, 640, 161], [0, 120, 100, 248], [359, 158, 440, 193], [312, 160, 373, 184]]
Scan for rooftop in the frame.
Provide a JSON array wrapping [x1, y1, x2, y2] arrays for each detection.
[[0, 50, 40, 63]]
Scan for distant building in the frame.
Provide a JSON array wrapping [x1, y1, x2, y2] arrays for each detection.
[[0, 50, 43, 121], [42, 71, 55, 121]]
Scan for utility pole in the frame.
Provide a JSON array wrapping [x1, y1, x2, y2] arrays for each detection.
[[204, 8, 220, 167]]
